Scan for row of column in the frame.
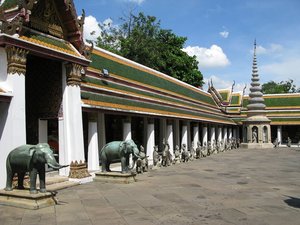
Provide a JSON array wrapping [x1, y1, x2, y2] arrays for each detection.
[[87, 114, 239, 171]]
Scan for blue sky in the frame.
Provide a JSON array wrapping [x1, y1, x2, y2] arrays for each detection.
[[74, 0, 300, 92]]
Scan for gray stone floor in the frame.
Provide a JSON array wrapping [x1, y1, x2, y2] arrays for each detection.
[[1, 147, 300, 225]]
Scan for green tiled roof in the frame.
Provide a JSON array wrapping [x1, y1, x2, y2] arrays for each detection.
[[82, 76, 220, 114], [89, 52, 217, 107], [81, 91, 234, 124], [243, 95, 300, 108]]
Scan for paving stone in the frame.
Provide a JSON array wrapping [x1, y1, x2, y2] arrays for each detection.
[[2, 148, 300, 224]]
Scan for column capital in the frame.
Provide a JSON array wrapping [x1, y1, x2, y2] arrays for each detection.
[[65, 63, 83, 86], [5, 46, 29, 75]]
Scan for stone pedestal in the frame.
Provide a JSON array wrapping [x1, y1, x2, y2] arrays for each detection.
[[0, 189, 56, 210], [93, 172, 137, 184], [241, 142, 273, 149]]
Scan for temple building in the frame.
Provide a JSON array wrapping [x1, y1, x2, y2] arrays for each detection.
[[0, 0, 300, 188]]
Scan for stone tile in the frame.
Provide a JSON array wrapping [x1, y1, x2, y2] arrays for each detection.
[[3, 148, 300, 225]]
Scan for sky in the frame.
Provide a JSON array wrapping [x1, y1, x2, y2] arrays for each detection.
[[74, 0, 300, 93]]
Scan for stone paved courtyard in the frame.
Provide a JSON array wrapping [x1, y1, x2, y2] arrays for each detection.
[[1, 147, 300, 225]]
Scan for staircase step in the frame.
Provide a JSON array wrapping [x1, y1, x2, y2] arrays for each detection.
[[46, 176, 69, 185], [47, 180, 80, 192]]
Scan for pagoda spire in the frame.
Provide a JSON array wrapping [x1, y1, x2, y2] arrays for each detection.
[[247, 40, 266, 114], [241, 40, 272, 148]]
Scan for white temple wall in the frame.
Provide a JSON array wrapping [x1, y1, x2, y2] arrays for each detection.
[[0, 48, 27, 188]]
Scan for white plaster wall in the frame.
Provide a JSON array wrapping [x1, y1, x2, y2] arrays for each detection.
[[38, 119, 48, 143], [0, 48, 28, 188], [59, 66, 85, 176]]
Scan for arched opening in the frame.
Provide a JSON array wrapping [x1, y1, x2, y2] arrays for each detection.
[[252, 126, 258, 143]]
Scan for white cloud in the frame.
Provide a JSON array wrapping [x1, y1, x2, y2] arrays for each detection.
[[261, 58, 300, 87], [103, 18, 113, 26], [219, 31, 229, 38], [203, 75, 248, 93], [83, 15, 102, 42], [121, 0, 145, 4], [183, 45, 230, 68], [252, 43, 283, 55]]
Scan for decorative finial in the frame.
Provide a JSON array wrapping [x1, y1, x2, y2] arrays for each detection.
[[254, 39, 257, 55]]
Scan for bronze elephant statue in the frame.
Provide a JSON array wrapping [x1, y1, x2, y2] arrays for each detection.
[[99, 139, 140, 173], [5, 143, 68, 194]]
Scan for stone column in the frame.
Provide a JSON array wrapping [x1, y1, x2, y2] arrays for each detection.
[[123, 117, 132, 141], [217, 126, 222, 142], [277, 125, 282, 144], [228, 127, 233, 139], [174, 119, 180, 148], [87, 114, 99, 171], [192, 123, 199, 148], [210, 125, 215, 147], [59, 63, 85, 177], [181, 122, 188, 148], [166, 120, 174, 157], [223, 127, 228, 141], [202, 125, 208, 146], [123, 116, 133, 167], [146, 119, 155, 166], [232, 127, 236, 139], [0, 46, 28, 188], [97, 112, 106, 150], [236, 127, 240, 141], [159, 118, 167, 151]]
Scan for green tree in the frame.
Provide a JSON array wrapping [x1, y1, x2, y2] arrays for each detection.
[[262, 79, 299, 94], [96, 12, 204, 87]]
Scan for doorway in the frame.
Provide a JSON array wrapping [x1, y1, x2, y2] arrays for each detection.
[[25, 55, 62, 154]]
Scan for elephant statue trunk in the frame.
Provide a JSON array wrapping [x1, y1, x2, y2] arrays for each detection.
[[44, 153, 68, 170]]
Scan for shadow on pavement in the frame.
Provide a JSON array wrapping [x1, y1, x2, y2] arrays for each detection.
[[284, 196, 300, 208]]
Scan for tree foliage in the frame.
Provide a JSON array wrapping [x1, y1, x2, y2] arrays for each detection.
[[96, 12, 204, 87], [262, 79, 299, 94]]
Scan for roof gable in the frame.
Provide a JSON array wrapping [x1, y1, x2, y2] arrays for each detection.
[[0, 0, 85, 53]]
